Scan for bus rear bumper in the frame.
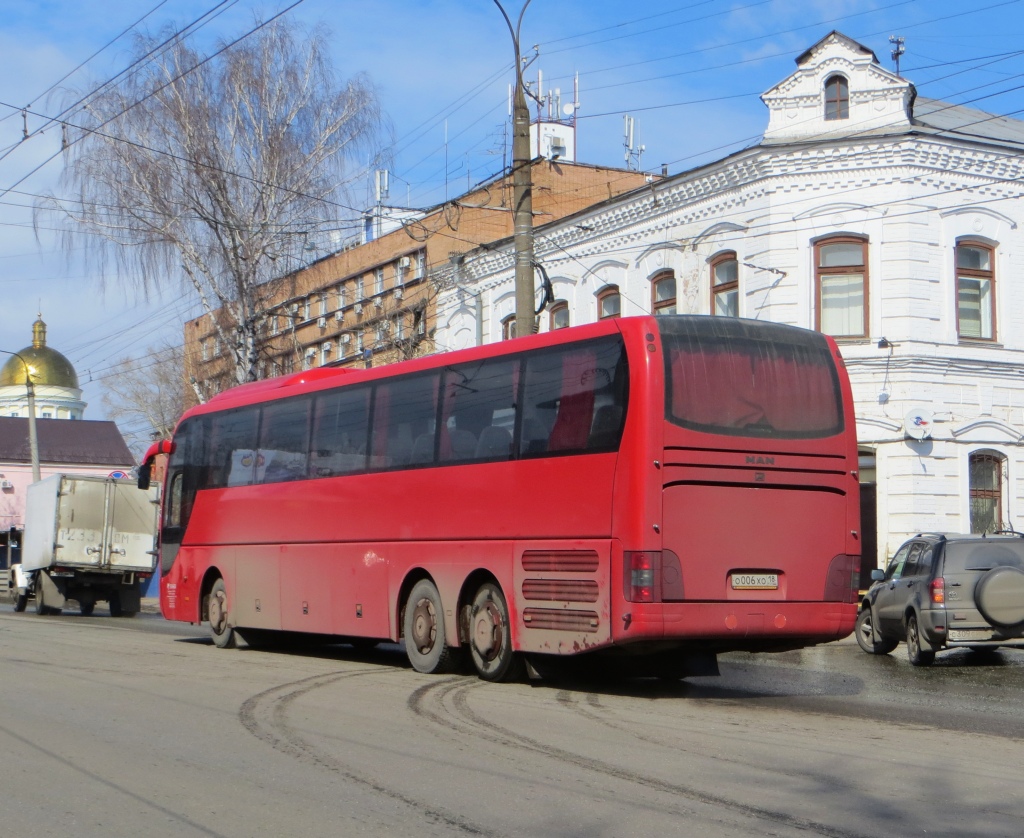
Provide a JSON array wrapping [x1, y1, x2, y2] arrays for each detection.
[[615, 601, 857, 651]]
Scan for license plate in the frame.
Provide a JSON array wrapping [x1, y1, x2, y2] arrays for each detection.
[[731, 573, 779, 590], [948, 629, 993, 642]]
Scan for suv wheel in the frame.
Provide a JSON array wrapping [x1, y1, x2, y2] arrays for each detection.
[[906, 614, 935, 667], [855, 606, 898, 655]]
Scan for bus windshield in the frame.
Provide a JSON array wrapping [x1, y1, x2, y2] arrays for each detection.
[[659, 317, 843, 439]]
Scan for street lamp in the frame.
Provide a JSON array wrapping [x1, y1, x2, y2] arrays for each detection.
[[0, 349, 41, 482]]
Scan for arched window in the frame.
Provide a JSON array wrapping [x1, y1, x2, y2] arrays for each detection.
[[501, 314, 517, 340], [969, 452, 1004, 533], [710, 252, 738, 317], [598, 286, 621, 319], [549, 301, 569, 330], [650, 271, 676, 315], [956, 240, 996, 340], [815, 235, 868, 338], [824, 75, 849, 121]]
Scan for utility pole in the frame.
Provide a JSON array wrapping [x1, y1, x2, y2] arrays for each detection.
[[494, 0, 536, 338], [1, 349, 40, 482]]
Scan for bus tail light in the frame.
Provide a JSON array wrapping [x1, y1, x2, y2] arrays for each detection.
[[624, 551, 662, 603], [930, 577, 945, 604], [823, 554, 859, 603]]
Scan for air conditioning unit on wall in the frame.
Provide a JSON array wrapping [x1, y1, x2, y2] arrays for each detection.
[[317, 317, 326, 328]]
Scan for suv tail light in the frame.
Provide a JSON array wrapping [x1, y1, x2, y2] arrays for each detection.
[[624, 551, 662, 603], [930, 577, 945, 604]]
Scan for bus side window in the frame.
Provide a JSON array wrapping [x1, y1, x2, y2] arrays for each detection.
[[257, 397, 311, 484], [441, 358, 517, 463], [371, 373, 439, 469], [311, 387, 370, 477], [521, 337, 628, 456], [207, 408, 259, 488]]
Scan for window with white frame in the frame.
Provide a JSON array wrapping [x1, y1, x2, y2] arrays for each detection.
[[598, 286, 621, 319], [374, 267, 384, 295], [395, 259, 407, 288], [303, 298, 311, 321], [651, 271, 676, 315], [969, 452, 1004, 533], [415, 250, 426, 279], [824, 75, 849, 121], [271, 314, 280, 336], [814, 235, 868, 338], [549, 301, 569, 330], [321, 343, 331, 366], [502, 313, 517, 340], [394, 314, 405, 341], [319, 294, 327, 317], [711, 252, 739, 317], [956, 240, 996, 341]]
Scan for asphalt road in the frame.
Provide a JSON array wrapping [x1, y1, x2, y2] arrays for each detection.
[[1, 604, 1022, 837]]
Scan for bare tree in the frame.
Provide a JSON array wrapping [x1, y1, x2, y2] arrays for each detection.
[[43, 18, 388, 386], [101, 341, 186, 457]]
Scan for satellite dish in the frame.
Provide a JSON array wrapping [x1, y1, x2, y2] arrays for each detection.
[[562, 103, 575, 116], [904, 408, 934, 440]]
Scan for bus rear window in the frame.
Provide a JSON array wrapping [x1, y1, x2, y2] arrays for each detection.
[[660, 317, 843, 439]]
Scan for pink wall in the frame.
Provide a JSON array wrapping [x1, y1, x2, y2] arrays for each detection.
[[0, 462, 132, 531]]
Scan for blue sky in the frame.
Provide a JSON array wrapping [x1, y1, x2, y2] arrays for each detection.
[[1, 0, 1023, 434]]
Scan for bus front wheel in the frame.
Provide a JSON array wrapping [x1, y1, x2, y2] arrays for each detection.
[[468, 582, 524, 682], [208, 579, 237, 649], [403, 580, 461, 674]]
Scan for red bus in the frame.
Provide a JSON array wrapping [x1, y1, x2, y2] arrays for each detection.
[[142, 315, 860, 681]]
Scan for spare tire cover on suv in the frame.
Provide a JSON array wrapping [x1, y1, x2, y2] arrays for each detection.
[[975, 566, 1024, 628]]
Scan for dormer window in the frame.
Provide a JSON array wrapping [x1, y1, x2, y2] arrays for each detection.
[[824, 75, 849, 121]]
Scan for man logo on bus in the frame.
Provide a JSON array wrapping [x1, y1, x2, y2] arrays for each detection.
[[745, 455, 775, 465]]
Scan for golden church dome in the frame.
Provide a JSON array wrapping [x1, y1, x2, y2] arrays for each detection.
[[0, 317, 80, 389]]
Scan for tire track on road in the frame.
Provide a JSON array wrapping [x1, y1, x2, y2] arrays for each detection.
[[239, 669, 496, 837]]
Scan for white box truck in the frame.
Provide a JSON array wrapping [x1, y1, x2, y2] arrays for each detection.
[[8, 474, 158, 616]]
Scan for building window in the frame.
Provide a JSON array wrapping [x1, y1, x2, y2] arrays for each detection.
[[302, 298, 311, 321], [598, 286, 620, 319], [502, 314, 517, 340], [415, 251, 426, 279], [549, 301, 569, 330], [394, 314, 405, 341], [336, 286, 346, 310], [969, 452, 1004, 533], [824, 75, 849, 121], [321, 343, 331, 366], [374, 267, 385, 296], [201, 339, 210, 362], [270, 314, 280, 336], [395, 260, 407, 288], [356, 276, 364, 300], [815, 235, 868, 338], [710, 252, 738, 317], [956, 240, 995, 340], [651, 271, 676, 315]]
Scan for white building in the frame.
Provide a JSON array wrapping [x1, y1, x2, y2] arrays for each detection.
[[437, 31, 1024, 578]]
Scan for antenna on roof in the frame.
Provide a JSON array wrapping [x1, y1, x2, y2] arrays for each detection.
[[889, 35, 905, 77]]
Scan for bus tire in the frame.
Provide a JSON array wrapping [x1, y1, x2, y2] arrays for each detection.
[[208, 578, 237, 649], [403, 579, 460, 674], [468, 582, 524, 682]]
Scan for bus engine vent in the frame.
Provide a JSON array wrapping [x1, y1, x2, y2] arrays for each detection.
[[522, 579, 599, 602], [522, 608, 600, 632], [521, 550, 599, 573]]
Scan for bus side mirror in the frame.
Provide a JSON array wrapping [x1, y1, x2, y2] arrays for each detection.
[[137, 463, 151, 491]]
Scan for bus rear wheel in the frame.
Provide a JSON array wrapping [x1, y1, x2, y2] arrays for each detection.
[[468, 582, 524, 682], [208, 579, 237, 649], [403, 579, 460, 674]]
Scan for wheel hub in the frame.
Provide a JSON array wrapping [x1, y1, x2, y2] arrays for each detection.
[[411, 598, 437, 653], [209, 591, 227, 633], [472, 602, 502, 662]]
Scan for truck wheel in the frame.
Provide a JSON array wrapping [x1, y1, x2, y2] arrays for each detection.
[[109, 594, 123, 617], [35, 590, 47, 615], [14, 591, 28, 612], [208, 579, 237, 649], [80, 600, 95, 617]]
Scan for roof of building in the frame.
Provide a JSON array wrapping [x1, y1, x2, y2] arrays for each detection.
[[913, 96, 1024, 150], [0, 417, 134, 466]]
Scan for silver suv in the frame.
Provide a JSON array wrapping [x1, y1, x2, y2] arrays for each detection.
[[855, 533, 1024, 666]]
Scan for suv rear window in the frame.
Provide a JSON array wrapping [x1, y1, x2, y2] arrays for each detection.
[[943, 541, 1024, 572]]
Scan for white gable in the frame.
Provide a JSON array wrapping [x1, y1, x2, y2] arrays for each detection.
[[761, 31, 914, 144]]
